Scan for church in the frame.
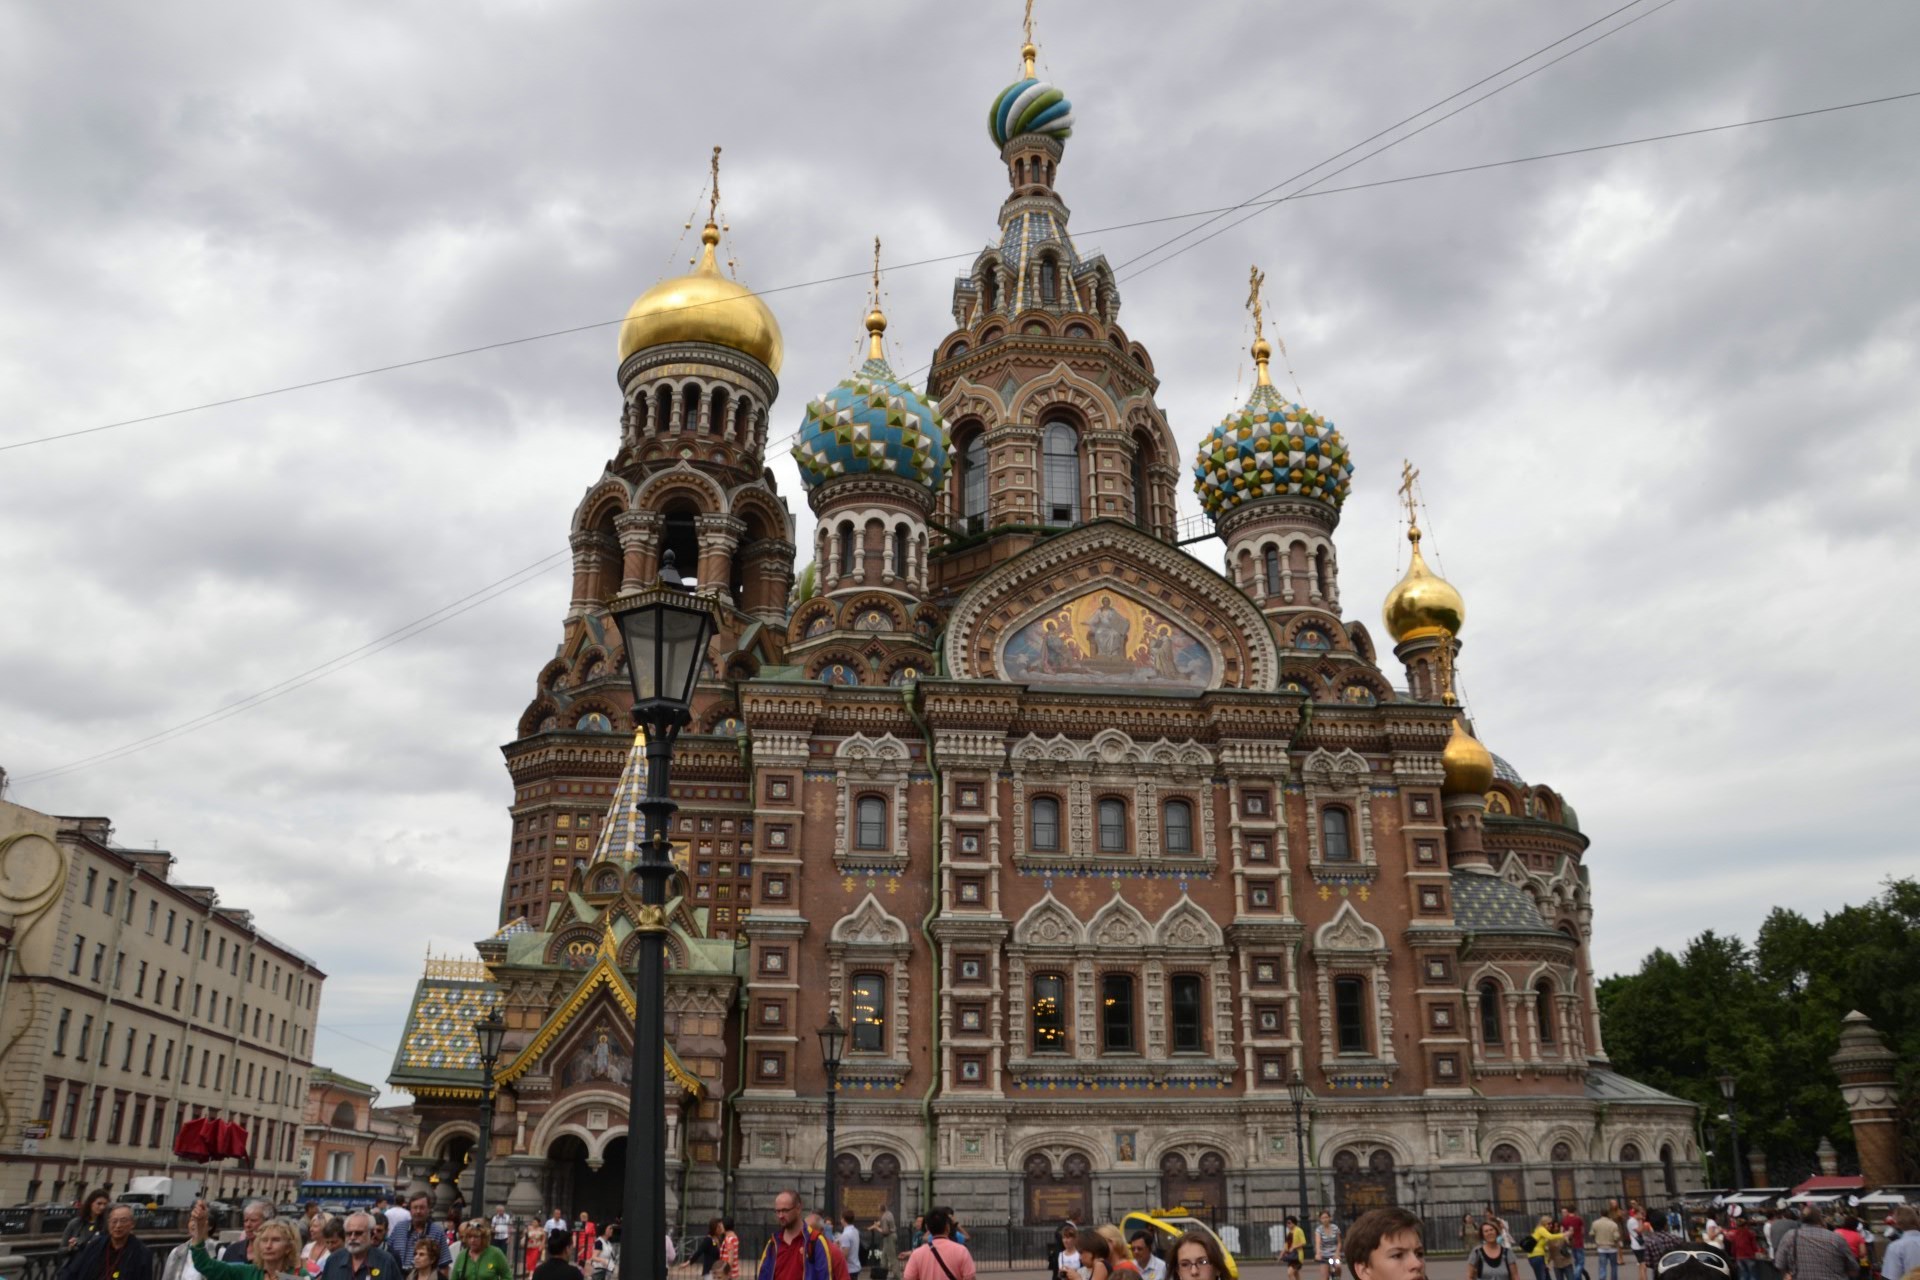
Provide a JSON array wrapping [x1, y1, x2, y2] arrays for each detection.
[[389, 25, 1697, 1230]]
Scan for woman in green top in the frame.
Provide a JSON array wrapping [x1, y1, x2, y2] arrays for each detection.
[[188, 1202, 306, 1280], [455, 1219, 513, 1280]]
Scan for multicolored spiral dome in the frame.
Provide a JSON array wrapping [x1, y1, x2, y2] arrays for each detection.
[[793, 352, 949, 492], [1193, 386, 1354, 518], [990, 76, 1075, 147]]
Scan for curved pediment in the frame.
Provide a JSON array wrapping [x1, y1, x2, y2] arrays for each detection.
[[943, 522, 1277, 691], [1012, 893, 1085, 948], [1087, 894, 1153, 949]]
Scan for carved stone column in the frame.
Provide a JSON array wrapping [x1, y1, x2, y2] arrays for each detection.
[[502, 1154, 549, 1217], [1830, 1009, 1901, 1186], [696, 514, 746, 598], [615, 510, 662, 592]]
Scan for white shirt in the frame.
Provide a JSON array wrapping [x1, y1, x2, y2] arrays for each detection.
[[1141, 1257, 1168, 1280], [546, 1218, 569, 1234], [839, 1226, 862, 1275], [1058, 1249, 1083, 1280], [493, 1215, 513, 1242]]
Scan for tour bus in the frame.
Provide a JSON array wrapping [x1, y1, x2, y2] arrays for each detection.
[[296, 1182, 391, 1214]]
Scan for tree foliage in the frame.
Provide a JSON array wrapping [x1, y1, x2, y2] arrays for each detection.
[[1597, 878, 1919, 1183]]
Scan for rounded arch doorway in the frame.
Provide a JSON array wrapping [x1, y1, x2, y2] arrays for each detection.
[[547, 1134, 626, 1227]]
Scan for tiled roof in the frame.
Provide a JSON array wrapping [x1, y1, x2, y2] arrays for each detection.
[[1585, 1068, 1690, 1106], [1451, 871, 1560, 936], [389, 974, 501, 1085]]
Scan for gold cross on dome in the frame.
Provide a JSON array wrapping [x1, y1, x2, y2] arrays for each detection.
[[871, 236, 882, 310], [1024, 0, 1035, 45], [708, 145, 722, 224], [1246, 265, 1267, 342], [1398, 459, 1421, 530]]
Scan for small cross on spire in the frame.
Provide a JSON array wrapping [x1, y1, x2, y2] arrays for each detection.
[[708, 145, 722, 225], [1398, 459, 1422, 533], [1246, 265, 1266, 342]]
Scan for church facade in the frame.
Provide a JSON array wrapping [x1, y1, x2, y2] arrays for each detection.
[[391, 32, 1697, 1229]]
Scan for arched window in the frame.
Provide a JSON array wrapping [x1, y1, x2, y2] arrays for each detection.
[[1315, 546, 1332, 598], [1333, 976, 1369, 1054], [1131, 437, 1152, 529], [1101, 973, 1135, 1051], [330, 1101, 356, 1129], [1031, 796, 1061, 852], [960, 429, 988, 529], [836, 520, 855, 577], [1479, 981, 1505, 1046], [1535, 981, 1557, 1045], [855, 796, 886, 849], [710, 387, 729, 436], [1097, 798, 1127, 852], [1620, 1142, 1642, 1163], [1321, 807, 1353, 862], [1043, 422, 1080, 525], [1031, 973, 1067, 1053], [1660, 1144, 1677, 1195], [1040, 256, 1058, 303], [1169, 974, 1204, 1052], [662, 504, 700, 586], [981, 270, 1000, 314], [1263, 546, 1282, 596], [1162, 799, 1193, 855], [892, 524, 909, 577], [849, 973, 886, 1053], [681, 383, 703, 432], [653, 384, 673, 433]]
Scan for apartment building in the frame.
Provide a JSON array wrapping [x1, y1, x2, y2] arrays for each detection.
[[0, 799, 326, 1206]]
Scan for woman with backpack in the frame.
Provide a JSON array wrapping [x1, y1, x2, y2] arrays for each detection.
[[1469, 1221, 1521, 1280]]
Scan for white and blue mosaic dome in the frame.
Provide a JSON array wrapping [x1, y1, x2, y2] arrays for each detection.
[[990, 74, 1075, 147], [1193, 379, 1354, 520], [793, 343, 949, 492]]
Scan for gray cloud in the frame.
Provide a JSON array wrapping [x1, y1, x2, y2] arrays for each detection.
[[4, 0, 1916, 1092]]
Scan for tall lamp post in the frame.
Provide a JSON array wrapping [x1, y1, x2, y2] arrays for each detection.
[[472, 1012, 507, 1215], [611, 552, 716, 1280], [1717, 1074, 1743, 1192], [1288, 1070, 1312, 1226], [818, 1010, 847, 1223]]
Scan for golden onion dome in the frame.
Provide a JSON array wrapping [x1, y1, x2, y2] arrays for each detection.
[[1382, 524, 1465, 643], [1441, 715, 1496, 795], [617, 222, 783, 372]]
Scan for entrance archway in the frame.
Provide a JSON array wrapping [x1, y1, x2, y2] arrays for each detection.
[[546, 1135, 625, 1226], [1021, 1152, 1092, 1226], [1159, 1152, 1228, 1222], [1489, 1144, 1525, 1215], [1333, 1149, 1397, 1219]]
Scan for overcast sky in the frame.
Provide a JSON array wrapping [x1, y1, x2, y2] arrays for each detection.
[[3, 1, 1916, 1099]]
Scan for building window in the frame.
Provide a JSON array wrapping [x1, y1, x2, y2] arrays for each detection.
[[1097, 798, 1127, 852], [53, 1009, 70, 1056], [1535, 981, 1557, 1046], [960, 431, 988, 529], [1170, 975, 1204, 1053], [849, 973, 887, 1053], [1321, 807, 1353, 862], [1031, 973, 1068, 1053], [1031, 796, 1061, 851], [1131, 441, 1151, 529], [103, 879, 117, 915], [1263, 546, 1282, 596], [83, 870, 97, 905], [1043, 422, 1080, 525], [1479, 981, 1504, 1046], [854, 795, 887, 850], [1333, 976, 1369, 1054], [1162, 799, 1194, 854], [892, 524, 908, 577], [1102, 974, 1136, 1051], [69, 938, 83, 975]]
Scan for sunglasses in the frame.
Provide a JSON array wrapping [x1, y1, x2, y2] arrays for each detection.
[[1657, 1252, 1730, 1276]]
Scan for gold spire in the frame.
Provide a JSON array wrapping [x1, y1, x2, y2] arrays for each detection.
[[865, 235, 888, 362], [1382, 460, 1465, 642], [1247, 265, 1273, 385], [1022, 0, 1038, 75]]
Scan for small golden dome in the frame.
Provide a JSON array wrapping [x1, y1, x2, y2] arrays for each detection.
[[1441, 716, 1496, 795], [617, 222, 783, 372], [1382, 524, 1465, 642]]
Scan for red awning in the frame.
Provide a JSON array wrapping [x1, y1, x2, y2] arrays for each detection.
[[1790, 1175, 1864, 1195]]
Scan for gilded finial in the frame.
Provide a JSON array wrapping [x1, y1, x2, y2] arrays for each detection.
[[1022, 0, 1038, 75], [1247, 265, 1273, 385], [1398, 459, 1422, 538], [866, 236, 888, 361], [708, 145, 722, 226]]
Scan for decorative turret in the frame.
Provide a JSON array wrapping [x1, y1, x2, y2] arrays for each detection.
[[1383, 461, 1464, 701], [793, 240, 946, 603], [1196, 267, 1354, 620]]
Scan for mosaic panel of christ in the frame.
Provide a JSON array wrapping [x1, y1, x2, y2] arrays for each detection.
[[1001, 591, 1213, 689]]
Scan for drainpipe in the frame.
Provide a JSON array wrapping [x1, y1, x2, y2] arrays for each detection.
[[904, 684, 942, 1211], [720, 699, 753, 1220]]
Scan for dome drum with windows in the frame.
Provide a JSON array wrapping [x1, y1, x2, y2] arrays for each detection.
[[1193, 347, 1353, 519], [793, 310, 950, 491]]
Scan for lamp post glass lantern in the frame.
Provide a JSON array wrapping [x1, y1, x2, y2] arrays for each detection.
[[472, 1012, 507, 1214], [1717, 1073, 1743, 1191], [1287, 1071, 1311, 1225], [611, 554, 716, 1280], [818, 1009, 847, 1221]]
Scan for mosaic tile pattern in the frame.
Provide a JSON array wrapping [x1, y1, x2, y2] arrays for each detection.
[[1193, 383, 1354, 518], [1012, 1075, 1230, 1092], [989, 77, 1075, 146], [1451, 871, 1560, 936], [398, 979, 502, 1071], [591, 730, 650, 864], [794, 354, 949, 490]]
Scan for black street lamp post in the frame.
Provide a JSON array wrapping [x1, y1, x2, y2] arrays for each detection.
[[1288, 1070, 1312, 1225], [472, 1012, 507, 1215], [1717, 1073, 1743, 1192], [818, 1009, 847, 1222], [611, 553, 716, 1280]]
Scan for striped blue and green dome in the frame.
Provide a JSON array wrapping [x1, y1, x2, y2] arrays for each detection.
[[1193, 381, 1354, 519], [990, 76, 1075, 148], [793, 351, 949, 492]]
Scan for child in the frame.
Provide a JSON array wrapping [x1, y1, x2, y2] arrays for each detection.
[[1342, 1208, 1426, 1280]]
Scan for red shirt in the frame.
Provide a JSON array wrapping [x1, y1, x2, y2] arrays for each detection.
[[1728, 1227, 1760, 1261], [1562, 1215, 1586, 1249], [771, 1231, 811, 1280], [823, 1238, 850, 1280]]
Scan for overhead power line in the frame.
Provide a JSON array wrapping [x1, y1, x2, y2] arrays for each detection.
[[12, 550, 569, 784], [4, 87, 1913, 460]]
